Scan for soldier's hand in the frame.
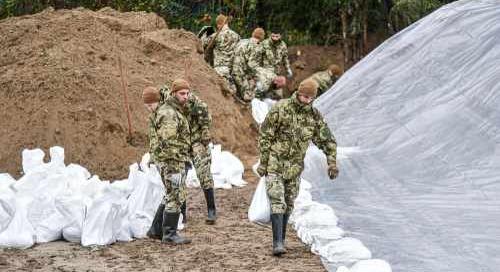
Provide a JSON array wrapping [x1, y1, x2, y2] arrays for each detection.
[[256, 164, 267, 177], [287, 68, 293, 79], [328, 164, 339, 180]]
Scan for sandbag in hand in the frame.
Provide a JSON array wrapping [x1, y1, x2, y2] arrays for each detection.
[[328, 164, 339, 180]]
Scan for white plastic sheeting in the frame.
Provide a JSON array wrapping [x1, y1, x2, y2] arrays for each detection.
[[305, 1, 500, 271], [0, 145, 246, 248]]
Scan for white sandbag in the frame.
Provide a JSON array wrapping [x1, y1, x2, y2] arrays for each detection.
[[28, 194, 64, 243], [251, 98, 277, 125], [81, 186, 122, 246], [211, 145, 246, 189], [186, 168, 201, 188], [0, 191, 15, 233], [48, 146, 65, 168], [110, 179, 134, 242], [336, 267, 351, 272], [298, 225, 344, 247], [293, 203, 338, 231], [21, 148, 45, 174], [0, 173, 15, 188], [55, 194, 87, 243], [318, 237, 372, 264], [127, 164, 164, 238], [248, 177, 271, 223], [350, 259, 392, 272], [0, 197, 36, 249]]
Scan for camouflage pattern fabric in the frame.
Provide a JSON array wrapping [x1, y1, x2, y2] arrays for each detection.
[[213, 25, 240, 68], [159, 164, 187, 213], [308, 70, 339, 96], [148, 96, 191, 212], [232, 38, 263, 101], [192, 143, 213, 189], [265, 174, 300, 214], [259, 92, 337, 213], [255, 67, 283, 100], [261, 38, 291, 76], [159, 86, 214, 189]]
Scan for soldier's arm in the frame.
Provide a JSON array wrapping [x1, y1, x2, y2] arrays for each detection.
[[281, 43, 292, 72], [312, 110, 337, 167], [258, 106, 280, 168]]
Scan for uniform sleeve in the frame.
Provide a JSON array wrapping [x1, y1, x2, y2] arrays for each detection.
[[258, 105, 280, 167], [312, 110, 337, 166], [281, 43, 292, 72]]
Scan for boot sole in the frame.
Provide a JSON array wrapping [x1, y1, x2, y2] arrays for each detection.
[[161, 240, 192, 245], [205, 219, 216, 225], [273, 249, 286, 256]]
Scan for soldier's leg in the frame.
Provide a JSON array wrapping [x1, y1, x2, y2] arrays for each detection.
[[160, 166, 191, 245], [215, 66, 237, 94], [193, 144, 216, 224], [282, 177, 300, 248], [265, 174, 286, 256]]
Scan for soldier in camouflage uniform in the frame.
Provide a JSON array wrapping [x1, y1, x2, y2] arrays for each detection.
[[255, 67, 287, 100], [307, 64, 343, 96], [157, 84, 217, 225], [257, 78, 339, 256], [261, 29, 293, 79], [143, 80, 193, 245], [209, 14, 240, 94], [231, 27, 265, 103]]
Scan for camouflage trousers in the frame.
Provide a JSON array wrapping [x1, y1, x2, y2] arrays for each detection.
[[159, 164, 188, 213], [265, 174, 300, 215], [214, 66, 237, 94], [232, 68, 254, 102], [192, 143, 213, 190]]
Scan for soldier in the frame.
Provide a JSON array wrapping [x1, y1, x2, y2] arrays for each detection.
[[255, 67, 287, 100], [257, 78, 339, 256], [307, 64, 343, 96], [207, 14, 240, 93], [261, 28, 293, 79], [152, 83, 217, 226], [143, 80, 193, 245], [232, 27, 265, 103]]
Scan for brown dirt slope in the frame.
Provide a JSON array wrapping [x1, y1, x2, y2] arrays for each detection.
[[0, 7, 257, 179]]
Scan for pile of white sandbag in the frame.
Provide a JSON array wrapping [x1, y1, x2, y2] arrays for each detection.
[[0, 144, 246, 249]]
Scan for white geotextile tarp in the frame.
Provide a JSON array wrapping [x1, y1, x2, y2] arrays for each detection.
[[306, 1, 500, 272], [0, 144, 246, 248]]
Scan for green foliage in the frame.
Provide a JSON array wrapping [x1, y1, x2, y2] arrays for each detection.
[[0, 0, 456, 45]]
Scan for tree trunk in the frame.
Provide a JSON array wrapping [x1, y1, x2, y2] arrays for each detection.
[[340, 8, 349, 67]]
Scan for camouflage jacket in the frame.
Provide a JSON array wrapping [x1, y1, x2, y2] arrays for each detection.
[[232, 38, 263, 77], [261, 38, 291, 75], [148, 96, 191, 172], [255, 67, 283, 99], [259, 92, 337, 180], [308, 70, 339, 96], [213, 25, 240, 68], [159, 86, 212, 146]]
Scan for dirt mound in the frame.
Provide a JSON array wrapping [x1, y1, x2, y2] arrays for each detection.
[[0, 7, 257, 179], [287, 45, 344, 95]]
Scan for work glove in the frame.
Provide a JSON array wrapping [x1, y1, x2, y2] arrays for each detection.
[[286, 68, 293, 79], [256, 163, 267, 177], [328, 163, 339, 180]]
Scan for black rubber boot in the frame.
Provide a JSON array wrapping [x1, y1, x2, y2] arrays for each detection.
[[203, 188, 217, 224], [147, 203, 165, 239], [180, 201, 187, 224], [282, 213, 290, 248], [161, 211, 191, 245], [271, 213, 286, 256]]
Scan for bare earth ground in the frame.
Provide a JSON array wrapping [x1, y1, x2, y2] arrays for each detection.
[[0, 168, 325, 272]]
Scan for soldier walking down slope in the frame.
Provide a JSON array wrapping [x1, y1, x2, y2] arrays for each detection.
[[257, 78, 339, 256], [261, 28, 293, 79], [232, 27, 266, 103], [143, 80, 193, 245]]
